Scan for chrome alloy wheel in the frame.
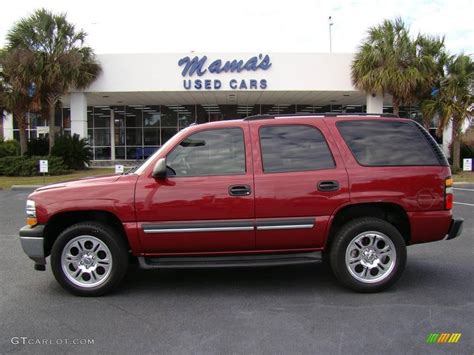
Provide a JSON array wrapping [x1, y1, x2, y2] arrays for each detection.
[[61, 235, 113, 288], [345, 231, 396, 284]]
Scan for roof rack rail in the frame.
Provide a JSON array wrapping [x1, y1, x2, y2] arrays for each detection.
[[243, 112, 399, 120]]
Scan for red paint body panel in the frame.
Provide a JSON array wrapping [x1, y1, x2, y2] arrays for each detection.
[[408, 211, 452, 243], [29, 174, 142, 253], [32, 174, 138, 223], [134, 122, 255, 253], [248, 118, 350, 249], [27, 116, 456, 258]]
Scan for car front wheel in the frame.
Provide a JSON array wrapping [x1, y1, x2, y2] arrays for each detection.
[[51, 222, 128, 296]]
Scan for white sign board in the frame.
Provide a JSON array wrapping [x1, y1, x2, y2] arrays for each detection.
[[115, 164, 124, 174], [39, 160, 48, 173], [463, 158, 472, 171], [36, 126, 50, 135]]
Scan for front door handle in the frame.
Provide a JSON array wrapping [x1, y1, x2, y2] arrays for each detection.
[[229, 185, 251, 196], [317, 180, 340, 192]]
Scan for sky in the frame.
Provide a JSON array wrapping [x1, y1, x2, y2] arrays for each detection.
[[0, 0, 472, 55]]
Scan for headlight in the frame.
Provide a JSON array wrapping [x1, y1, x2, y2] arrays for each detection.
[[26, 200, 37, 226]]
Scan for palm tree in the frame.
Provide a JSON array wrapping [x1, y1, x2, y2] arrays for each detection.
[[352, 18, 428, 116], [6, 8, 101, 152], [422, 54, 473, 170], [413, 34, 448, 129], [0, 48, 41, 155]]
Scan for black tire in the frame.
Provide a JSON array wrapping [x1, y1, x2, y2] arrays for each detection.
[[51, 222, 129, 296], [329, 217, 406, 293]]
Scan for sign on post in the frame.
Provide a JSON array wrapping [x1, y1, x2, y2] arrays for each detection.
[[36, 126, 50, 135], [463, 158, 472, 171], [39, 160, 48, 173], [115, 164, 124, 174]]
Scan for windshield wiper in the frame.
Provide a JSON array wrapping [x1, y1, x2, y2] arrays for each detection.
[[125, 165, 139, 174]]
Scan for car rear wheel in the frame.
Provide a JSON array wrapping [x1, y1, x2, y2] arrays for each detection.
[[330, 217, 406, 292], [51, 222, 128, 296]]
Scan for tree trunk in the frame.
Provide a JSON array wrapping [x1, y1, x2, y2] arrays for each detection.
[[19, 127, 28, 156], [15, 111, 28, 156], [423, 117, 431, 130], [451, 118, 461, 171], [48, 102, 56, 154], [392, 96, 400, 116]]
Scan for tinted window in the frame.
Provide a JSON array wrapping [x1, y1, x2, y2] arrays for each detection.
[[259, 125, 335, 173], [167, 128, 245, 176], [337, 121, 440, 166]]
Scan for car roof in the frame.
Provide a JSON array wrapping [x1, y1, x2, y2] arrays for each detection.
[[186, 113, 406, 130], [242, 113, 399, 120]]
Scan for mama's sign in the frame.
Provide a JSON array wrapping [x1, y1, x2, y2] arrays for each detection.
[[178, 54, 271, 90]]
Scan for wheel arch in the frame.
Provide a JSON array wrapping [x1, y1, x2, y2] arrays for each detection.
[[325, 202, 411, 250], [44, 210, 130, 257]]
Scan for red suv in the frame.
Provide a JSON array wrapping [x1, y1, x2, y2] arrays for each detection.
[[19, 114, 463, 296]]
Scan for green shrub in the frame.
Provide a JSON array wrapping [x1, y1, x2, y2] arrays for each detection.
[[0, 156, 69, 176], [27, 137, 49, 156], [0, 139, 20, 157], [51, 134, 92, 170]]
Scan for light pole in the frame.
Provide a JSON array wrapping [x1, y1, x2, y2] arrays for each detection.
[[329, 16, 333, 53]]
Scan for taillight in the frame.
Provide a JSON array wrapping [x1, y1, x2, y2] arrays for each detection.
[[445, 178, 453, 210]]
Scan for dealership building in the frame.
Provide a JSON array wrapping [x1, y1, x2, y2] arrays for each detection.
[[2, 52, 445, 162]]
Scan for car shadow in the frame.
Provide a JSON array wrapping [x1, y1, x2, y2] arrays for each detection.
[[118, 261, 341, 296]]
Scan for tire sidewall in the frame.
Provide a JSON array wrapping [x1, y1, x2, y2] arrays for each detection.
[[51, 223, 128, 296], [330, 218, 407, 292]]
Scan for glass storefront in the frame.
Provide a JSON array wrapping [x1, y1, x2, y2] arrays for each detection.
[[14, 103, 427, 161], [84, 103, 366, 160], [13, 108, 71, 141]]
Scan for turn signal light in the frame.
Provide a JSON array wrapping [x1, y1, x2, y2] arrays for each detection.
[[445, 177, 453, 210], [26, 217, 38, 226]]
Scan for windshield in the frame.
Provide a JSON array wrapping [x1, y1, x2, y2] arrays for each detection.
[[132, 127, 189, 175], [132, 137, 178, 175]]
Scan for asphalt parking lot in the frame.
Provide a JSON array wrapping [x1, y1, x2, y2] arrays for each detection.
[[0, 187, 472, 354]]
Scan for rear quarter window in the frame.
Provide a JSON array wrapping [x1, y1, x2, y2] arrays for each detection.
[[336, 120, 440, 166]]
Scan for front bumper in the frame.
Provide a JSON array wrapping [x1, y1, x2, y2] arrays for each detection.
[[19, 224, 46, 270], [446, 218, 464, 240]]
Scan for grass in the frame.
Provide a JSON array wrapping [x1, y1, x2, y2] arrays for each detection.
[[453, 171, 474, 183], [0, 168, 115, 190]]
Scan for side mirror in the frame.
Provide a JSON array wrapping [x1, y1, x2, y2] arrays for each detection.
[[152, 158, 167, 179]]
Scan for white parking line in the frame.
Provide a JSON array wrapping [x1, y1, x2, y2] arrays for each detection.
[[453, 202, 474, 206], [454, 188, 474, 192]]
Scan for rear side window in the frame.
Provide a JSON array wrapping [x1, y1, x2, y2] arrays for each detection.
[[337, 120, 440, 166], [259, 125, 335, 173]]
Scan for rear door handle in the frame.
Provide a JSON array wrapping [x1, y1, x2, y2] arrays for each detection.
[[229, 185, 251, 196], [317, 180, 340, 192]]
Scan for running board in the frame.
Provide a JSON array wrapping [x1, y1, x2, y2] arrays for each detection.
[[138, 252, 322, 269]]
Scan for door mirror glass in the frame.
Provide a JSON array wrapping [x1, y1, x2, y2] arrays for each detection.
[[152, 158, 167, 178]]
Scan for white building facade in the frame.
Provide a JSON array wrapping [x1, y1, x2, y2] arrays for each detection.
[[4, 52, 427, 162]]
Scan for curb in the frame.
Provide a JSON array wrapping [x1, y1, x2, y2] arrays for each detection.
[[10, 185, 43, 191]]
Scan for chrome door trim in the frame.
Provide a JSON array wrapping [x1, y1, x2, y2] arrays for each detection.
[[256, 217, 315, 231], [143, 220, 254, 234], [142, 217, 316, 234], [256, 224, 314, 231], [144, 226, 254, 234]]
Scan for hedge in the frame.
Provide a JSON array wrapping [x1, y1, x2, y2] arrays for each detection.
[[0, 156, 70, 176], [0, 139, 20, 158]]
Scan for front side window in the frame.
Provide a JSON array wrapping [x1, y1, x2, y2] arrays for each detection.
[[167, 128, 245, 176], [259, 125, 335, 173]]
